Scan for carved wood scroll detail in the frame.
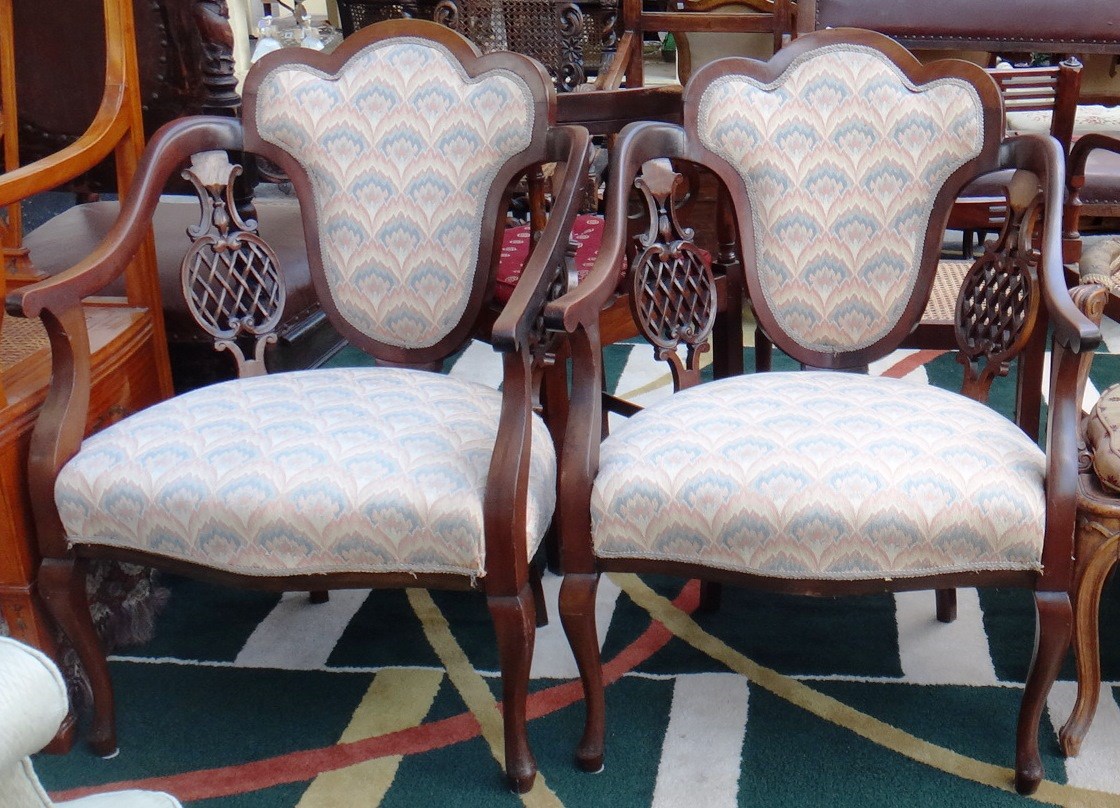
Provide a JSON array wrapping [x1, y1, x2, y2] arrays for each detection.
[[180, 151, 285, 378], [954, 170, 1042, 403], [629, 158, 716, 392]]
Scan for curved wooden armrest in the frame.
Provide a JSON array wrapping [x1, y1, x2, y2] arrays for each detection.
[[6, 116, 244, 320], [1040, 281, 1109, 589], [491, 125, 592, 353], [0, 85, 130, 208], [545, 120, 688, 334], [557, 84, 684, 135], [998, 133, 1101, 354], [1069, 132, 1120, 178], [0, 0, 141, 206]]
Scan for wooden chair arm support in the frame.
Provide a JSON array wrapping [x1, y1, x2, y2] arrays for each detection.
[[491, 125, 592, 352], [6, 115, 243, 559], [6, 116, 244, 320], [545, 121, 688, 333], [1040, 283, 1109, 589], [999, 134, 1101, 354], [0, 0, 140, 206]]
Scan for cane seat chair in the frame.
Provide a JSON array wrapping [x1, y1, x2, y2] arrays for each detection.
[[8, 19, 592, 792], [547, 28, 1102, 795]]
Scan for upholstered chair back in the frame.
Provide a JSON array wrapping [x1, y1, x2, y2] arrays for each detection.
[[244, 30, 546, 356], [691, 38, 1000, 363]]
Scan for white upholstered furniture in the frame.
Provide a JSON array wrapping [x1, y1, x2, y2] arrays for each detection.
[[0, 637, 180, 808]]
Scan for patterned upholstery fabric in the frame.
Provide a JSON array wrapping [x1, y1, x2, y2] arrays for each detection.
[[254, 39, 535, 348], [56, 368, 555, 579], [1006, 104, 1120, 137], [696, 45, 985, 354], [1085, 383, 1120, 495], [495, 214, 607, 303], [592, 372, 1045, 579]]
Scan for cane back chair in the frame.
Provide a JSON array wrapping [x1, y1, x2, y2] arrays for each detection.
[[7, 19, 592, 792], [547, 27, 1102, 795]]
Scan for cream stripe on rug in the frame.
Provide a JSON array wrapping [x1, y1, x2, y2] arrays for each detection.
[[894, 589, 998, 686], [652, 673, 749, 808], [615, 572, 1120, 807], [234, 590, 371, 670], [530, 570, 622, 680], [1047, 682, 1120, 795], [449, 339, 505, 389], [295, 668, 444, 807], [407, 589, 564, 808]]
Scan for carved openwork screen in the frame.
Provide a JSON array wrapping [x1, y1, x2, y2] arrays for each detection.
[[436, 0, 613, 91], [252, 38, 534, 349], [696, 45, 985, 355]]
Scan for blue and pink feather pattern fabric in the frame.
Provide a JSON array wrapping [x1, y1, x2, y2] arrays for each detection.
[[56, 368, 556, 578], [254, 38, 535, 348], [592, 373, 1046, 579], [697, 45, 985, 354]]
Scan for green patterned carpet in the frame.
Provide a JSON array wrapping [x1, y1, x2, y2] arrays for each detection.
[[31, 336, 1120, 807]]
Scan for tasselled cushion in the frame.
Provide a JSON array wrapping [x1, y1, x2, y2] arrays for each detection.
[[592, 372, 1045, 580], [56, 368, 555, 579]]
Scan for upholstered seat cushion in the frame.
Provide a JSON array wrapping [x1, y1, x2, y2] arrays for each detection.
[[592, 372, 1046, 580], [56, 368, 555, 578]]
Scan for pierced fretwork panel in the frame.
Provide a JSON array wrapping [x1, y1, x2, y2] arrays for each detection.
[[181, 151, 286, 378], [955, 171, 1042, 402], [629, 159, 717, 392], [435, 0, 587, 90]]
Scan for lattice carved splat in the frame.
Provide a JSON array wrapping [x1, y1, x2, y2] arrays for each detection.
[[629, 159, 716, 392], [181, 151, 285, 378], [954, 170, 1042, 403]]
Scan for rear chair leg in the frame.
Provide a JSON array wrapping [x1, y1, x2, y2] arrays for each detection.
[[1015, 591, 1072, 795], [560, 572, 605, 772], [488, 584, 538, 793], [39, 558, 118, 757], [936, 588, 957, 623]]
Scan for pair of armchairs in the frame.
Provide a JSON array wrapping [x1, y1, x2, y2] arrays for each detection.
[[12, 18, 1099, 798]]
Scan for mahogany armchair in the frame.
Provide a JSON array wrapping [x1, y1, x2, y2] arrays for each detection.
[[8, 19, 591, 792], [547, 28, 1101, 795]]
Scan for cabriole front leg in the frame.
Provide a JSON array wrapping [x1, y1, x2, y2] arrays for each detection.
[[488, 584, 538, 793], [560, 571, 605, 772]]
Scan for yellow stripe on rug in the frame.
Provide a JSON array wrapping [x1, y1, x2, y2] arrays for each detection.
[[295, 668, 443, 807], [614, 573, 1120, 808], [407, 589, 564, 808]]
